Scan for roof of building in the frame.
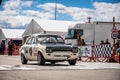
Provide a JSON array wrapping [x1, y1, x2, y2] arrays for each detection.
[[22, 19, 81, 37], [0, 29, 25, 39]]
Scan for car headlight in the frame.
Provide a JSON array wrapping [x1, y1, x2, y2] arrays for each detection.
[[46, 47, 52, 53], [72, 47, 78, 53]]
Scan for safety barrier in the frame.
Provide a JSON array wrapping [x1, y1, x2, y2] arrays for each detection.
[[78, 45, 94, 62], [4, 47, 20, 55], [78, 44, 112, 62], [94, 44, 112, 62]]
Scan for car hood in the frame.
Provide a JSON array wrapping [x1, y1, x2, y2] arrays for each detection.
[[46, 44, 74, 51]]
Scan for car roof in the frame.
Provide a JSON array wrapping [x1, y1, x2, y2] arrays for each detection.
[[31, 33, 61, 37]]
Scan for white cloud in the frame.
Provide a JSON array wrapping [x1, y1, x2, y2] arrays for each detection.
[[37, 2, 120, 22], [37, 3, 67, 13], [37, 3, 95, 21], [3, 0, 21, 10], [66, 7, 95, 21], [93, 2, 120, 21], [0, 0, 54, 28], [23, 10, 54, 19], [21, 1, 32, 7], [37, 3, 56, 13], [0, 0, 120, 29]]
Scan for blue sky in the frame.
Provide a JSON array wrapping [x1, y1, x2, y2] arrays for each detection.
[[0, 0, 120, 28]]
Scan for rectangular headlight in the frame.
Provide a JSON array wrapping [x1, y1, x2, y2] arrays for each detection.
[[72, 47, 78, 53]]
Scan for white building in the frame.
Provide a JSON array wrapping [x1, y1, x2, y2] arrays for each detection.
[[0, 28, 25, 40], [0, 28, 25, 52]]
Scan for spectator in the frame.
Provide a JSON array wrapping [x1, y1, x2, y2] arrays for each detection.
[[8, 39, 13, 56], [117, 47, 120, 64], [1, 40, 5, 55], [0, 40, 2, 55], [81, 39, 86, 45], [100, 40, 104, 45], [76, 32, 82, 46], [104, 39, 110, 44], [116, 40, 120, 48], [117, 29, 120, 39]]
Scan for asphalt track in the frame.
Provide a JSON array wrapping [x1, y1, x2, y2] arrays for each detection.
[[0, 55, 120, 80]]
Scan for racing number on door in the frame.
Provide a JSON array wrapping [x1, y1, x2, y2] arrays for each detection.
[[29, 47, 32, 56]]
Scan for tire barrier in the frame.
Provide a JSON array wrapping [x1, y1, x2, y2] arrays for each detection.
[[78, 44, 112, 62]]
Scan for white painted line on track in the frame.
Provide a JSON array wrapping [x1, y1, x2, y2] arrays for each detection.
[[7, 58, 20, 61], [0, 63, 120, 71], [44, 63, 120, 70], [0, 65, 36, 71]]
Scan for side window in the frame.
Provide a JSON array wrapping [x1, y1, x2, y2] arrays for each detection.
[[26, 38, 32, 45], [31, 37, 36, 44], [49, 37, 57, 43], [56, 37, 64, 43], [41, 37, 50, 44]]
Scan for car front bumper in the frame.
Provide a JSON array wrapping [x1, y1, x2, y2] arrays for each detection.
[[44, 52, 78, 61]]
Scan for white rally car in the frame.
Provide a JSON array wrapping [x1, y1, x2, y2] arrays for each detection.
[[19, 34, 78, 65]]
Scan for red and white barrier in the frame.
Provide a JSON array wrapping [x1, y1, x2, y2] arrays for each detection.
[[78, 44, 112, 62], [4, 47, 19, 55]]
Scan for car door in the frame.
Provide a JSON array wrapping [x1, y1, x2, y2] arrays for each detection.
[[30, 37, 38, 60], [24, 37, 32, 60]]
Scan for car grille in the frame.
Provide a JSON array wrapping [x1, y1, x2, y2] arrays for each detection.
[[52, 47, 72, 52]]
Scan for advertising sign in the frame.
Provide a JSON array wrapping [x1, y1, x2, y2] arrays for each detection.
[[78, 46, 92, 57]]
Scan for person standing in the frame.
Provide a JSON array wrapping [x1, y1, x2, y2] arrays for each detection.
[[1, 40, 5, 55], [0, 40, 2, 55], [104, 39, 110, 44], [117, 47, 120, 64], [76, 32, 82, 46], [100, 40, 104, 45], [81, 39, 86, 45], [8, 39, 13, 56]]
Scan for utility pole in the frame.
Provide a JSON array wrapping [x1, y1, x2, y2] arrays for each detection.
[[55, 0, 57, 20], [112, 17, 116, 44]]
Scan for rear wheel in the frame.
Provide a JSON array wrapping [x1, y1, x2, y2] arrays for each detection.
[[21, 54, 28, 64], [68, 59, 77, 65], [37, 52, 45, 65]]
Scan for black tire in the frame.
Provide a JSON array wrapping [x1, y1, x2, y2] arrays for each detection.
[[21, 54, 28, 64], [68, 59, 77, 65], [37, 53, 45, 65], [51, 61, 56, 64]]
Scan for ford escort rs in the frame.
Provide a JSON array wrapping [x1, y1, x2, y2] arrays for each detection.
[[19, 34, 78, 65]]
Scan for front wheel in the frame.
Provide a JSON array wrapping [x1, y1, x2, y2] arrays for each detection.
[[51, 61, 56, 64], [21, 54, 28, 64], [37, 53, 45, 65], [68, 59, 77, 65]]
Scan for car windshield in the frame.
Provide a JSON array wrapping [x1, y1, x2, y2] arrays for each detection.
[[37, 35, 65, 44]]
